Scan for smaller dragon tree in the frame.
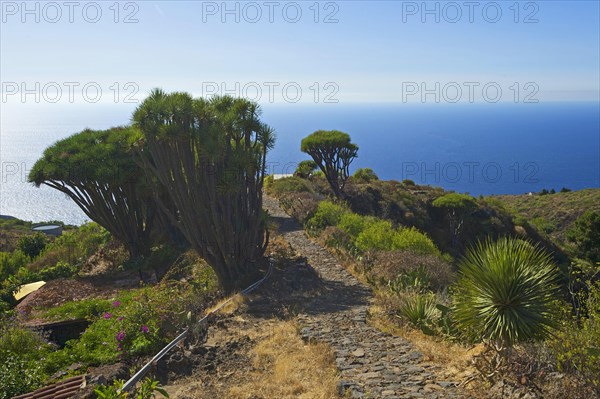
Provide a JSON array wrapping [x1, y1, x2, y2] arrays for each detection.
[[432, 193, 478, 251], [301, 130, 358, 199], [29, 126, 155, 259]]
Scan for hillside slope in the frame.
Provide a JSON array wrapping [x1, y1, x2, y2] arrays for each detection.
[[493, 188, 600, 250]]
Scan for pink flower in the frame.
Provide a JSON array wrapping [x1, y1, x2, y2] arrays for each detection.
[[103, 312, 112, 319], [118, 317, 124, 321], [141, 325, 149, 333], [112, 301, 121, 308], [116, 331, 126, 341]]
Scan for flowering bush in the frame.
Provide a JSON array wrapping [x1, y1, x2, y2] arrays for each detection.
[[50, 281, 209, 367]]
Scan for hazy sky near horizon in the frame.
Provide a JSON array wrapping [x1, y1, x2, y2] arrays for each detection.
[[1, 0, 599, 108]]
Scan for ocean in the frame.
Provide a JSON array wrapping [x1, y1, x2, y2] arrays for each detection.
[[1, 102, 599, 225]]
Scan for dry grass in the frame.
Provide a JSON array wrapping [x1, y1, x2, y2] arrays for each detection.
[[228, 320, 339, 399], [164, 318, 338, 399], [204, 293, 247, 316], [266, 234, 297, 260]]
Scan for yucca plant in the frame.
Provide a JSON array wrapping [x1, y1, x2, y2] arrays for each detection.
[[452, 237, 560, 373], [388, 265, 432, 294], [397, 292, 439, 335]]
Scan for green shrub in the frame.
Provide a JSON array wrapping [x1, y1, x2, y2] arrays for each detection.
[[392, 227, 439, 255], [306, 201, 349, 231], [42, 298, 112, 321], [66, 317, 123, 365], [266, 176, 314, 196], [352, 168, 379, 182], [38, 261, 78, 281], [0, 300, 11, 312], [338, 213, 376, 238], [551, 283, 600, 388], [0, 250, 31, 281], [0, 217, 31, 230], [0, 323, 51, 398], [0, 279, 21, 310], [0, 324, 52, 361], [0, 253, 15, 281], [95, 377, 168, 399], [32, 223, 110, 271], [0, 350, 45, 399], [355, 220, 396, 251], [388, 265, 432, 294], [452, 237, 560, 351], [294, 160, 318, 179], [531, 216, 556, 234], [512, 215, 529, 227], [60, 282, 209, 366], [396, 292, 453, 336], [567, 210, 600, 264], [402, 179, 416, 186], [18, 233, 47, 259], [14, 267, 41, 284], [367, 250, 455, 292], [354, 221, 438, 255], [263, 174, 274, 190], [58, 223, 110, 259]]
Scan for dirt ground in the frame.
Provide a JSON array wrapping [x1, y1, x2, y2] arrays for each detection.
[[157, 253, 339, 399]]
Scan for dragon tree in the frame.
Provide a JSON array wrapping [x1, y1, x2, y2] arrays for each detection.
[[133, 90, 275, 292], [29, 126, 155, 259], [301, 130, 358, 199]]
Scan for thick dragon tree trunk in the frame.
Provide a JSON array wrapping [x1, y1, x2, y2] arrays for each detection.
[[140, 144, 269, 291], [43, 180, 154, 260], [135, 95, 272, 293]]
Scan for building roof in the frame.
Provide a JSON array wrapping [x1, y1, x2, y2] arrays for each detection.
[[11, 375, 86, 399]]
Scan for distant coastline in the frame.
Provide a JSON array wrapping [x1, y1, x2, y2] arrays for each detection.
[[2, 102, 598, 225]]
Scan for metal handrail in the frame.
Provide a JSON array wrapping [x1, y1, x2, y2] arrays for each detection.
[[120, 259, 274, 392]]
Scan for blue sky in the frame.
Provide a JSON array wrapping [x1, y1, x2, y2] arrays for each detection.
[[1, 0, 599, 108]]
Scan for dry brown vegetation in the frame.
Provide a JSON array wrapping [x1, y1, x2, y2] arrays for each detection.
[[228, 320, 339, 399], [164, 317, 339, 399]]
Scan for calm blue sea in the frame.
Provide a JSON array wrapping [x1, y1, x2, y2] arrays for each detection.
[[1, 102, 599, 225]]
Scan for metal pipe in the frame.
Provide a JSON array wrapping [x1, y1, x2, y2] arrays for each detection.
[[119, 259, 273, 393]]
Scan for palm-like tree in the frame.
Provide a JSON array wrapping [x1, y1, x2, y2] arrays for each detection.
[[29, 127, 155, 259], [453, 237, 559, 370], [133, 90, 275, 292], [300, 130, 358, 199]]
